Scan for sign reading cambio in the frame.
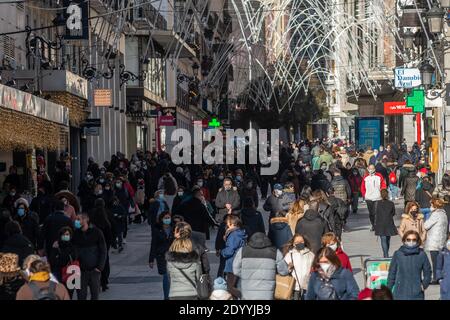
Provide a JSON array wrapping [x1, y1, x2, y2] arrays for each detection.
[[94, 89, 112, 107], [384, 101, 413, 115], [394, 68, 421, 89]]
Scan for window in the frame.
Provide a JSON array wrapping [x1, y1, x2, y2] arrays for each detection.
[[1, 35, 15, 59]]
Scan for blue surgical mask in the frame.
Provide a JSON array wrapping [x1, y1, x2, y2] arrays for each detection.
[[158, 194, 164, 200], [162, 218, 171, 225], [61, 234, 71, 242], [74, 220, 82, 229], [236, 176, 242, 182], [17, 208, 25, 217]]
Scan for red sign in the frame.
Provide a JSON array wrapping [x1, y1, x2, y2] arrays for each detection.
[[192, 119, 208, 128], [384, 101, 413, 115], [159, 115, 176, 126]]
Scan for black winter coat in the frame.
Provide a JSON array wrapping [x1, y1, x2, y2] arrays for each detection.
[[0, 276, 25, 300], [72, 226, 107, 271], [14, 214, 40, 249], [374, 200, 398, 236], [149, 224, 173, 274], [30, 193, 55, 223], [311, 173, 331, 193], [39, 211, 73, 254], [263, 195, 283, 219], [1, 234, 34, 266], [178, 197, 218, 240], [415, 181, 434, 209], [240, 208, 265, 240], [402, 173, 419, 202], [49, 240, 79, 282], [295, 209, 328, 254]]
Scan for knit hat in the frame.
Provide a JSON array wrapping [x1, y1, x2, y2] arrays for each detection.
[[0, 253, 21, 273], [358, 288, 373, 300], [213, 277, 228, 291], [273, 183, 283, 191]]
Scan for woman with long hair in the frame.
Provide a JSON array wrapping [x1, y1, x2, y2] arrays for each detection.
[[286, 199, 306, 235], [433, 173, 450, 199], [399, 201, 427, 243], [166, 235, 201, 300], [282, 234, 315, 300]]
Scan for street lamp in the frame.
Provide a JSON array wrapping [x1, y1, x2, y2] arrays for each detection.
[[403, 29, 416, 50], [426, 6, 444, 33], [419, 61, 435, 87]]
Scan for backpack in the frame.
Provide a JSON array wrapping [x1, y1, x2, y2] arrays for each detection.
[[317, 277, 338, 300], [29, 281, 59, 300], [389, 171, 397, 184], [333, 183, 348, 202]]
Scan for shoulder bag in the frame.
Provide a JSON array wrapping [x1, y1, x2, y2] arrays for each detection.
[[178, 267, 211, 300], [61, 253, 80, 284], [274, 252, 296, 300]]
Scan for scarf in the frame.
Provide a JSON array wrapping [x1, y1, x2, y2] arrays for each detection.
[[29, 271, 50, 282], [317, 264, 337, 280]]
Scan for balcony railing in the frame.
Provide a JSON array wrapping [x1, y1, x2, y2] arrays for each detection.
[[177, 85, 189, 111]]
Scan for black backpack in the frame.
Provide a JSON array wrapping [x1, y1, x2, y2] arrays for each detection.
[[29, 281, 59, 300], [317, 277, 339, 300]]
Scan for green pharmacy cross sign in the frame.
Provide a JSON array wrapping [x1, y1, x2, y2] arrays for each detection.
[[406, 88, 425, 113], [208, 118, 221, 128]]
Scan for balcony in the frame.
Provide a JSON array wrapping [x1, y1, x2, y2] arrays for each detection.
[[130, 3, 167, 31], [177, 85, 189, 112], [151, 30, 198, 58]]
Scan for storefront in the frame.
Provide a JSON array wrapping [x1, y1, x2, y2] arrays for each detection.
[[0, 84, 69, 196]]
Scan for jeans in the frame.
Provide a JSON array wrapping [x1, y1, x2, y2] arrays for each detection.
[[430, 250, 439, 282], [163, 272, 170, 300], [422, 208, 431, 220], [388, 184, 399, 200], [77, 269, 101, 300], [366, 200, 377, 227], [351, 193, 359, 213], [380, 236, 391, 258]]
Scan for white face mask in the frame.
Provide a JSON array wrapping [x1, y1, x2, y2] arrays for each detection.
[[274, 190, 283, 197], [320, 263, 331, 273], [327, 243, 338, 251]]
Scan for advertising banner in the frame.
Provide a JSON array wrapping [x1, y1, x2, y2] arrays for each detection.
[[364, 258, 391, 289], [63, 0, 89, 40], [355, 117, 384, 150], [384, 101, 412, 115]]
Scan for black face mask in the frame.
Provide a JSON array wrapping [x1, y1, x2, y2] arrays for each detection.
[[411, 210, 418, 217], [295, 243, 305, 251]]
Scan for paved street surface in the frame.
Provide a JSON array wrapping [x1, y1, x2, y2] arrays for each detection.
[[100, 197, 440, 300]]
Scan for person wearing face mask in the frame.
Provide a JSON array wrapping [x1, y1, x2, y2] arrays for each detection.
[[215, 178, 241, 223], [399, 201, 427, 243], [195, 178, 211, 202], [172, 187, 188, 214], [400, 161, 419, 207], [347, 167, 362, 214], [424, 198, 449, 284], [148, 211, 174, 300], [305, 247, 359, 300], [38, 199, 73, 257], [436, 234, 450, 300], [13, 199, 40, 251], [72, 213, 107, 300], [263, 184, 285, 220], [321, 233, 352, 271], [361, 164, 387, 231], [283, 234, 315, 300], [2, 186, 20, 216], [387, 230, 432, 300], [310, 168, 331, 193], [48, 227, 78, 297]]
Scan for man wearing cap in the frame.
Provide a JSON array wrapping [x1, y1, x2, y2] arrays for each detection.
[[263, 184, 285, 220]]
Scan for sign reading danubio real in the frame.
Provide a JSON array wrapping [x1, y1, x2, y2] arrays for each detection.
[[394, 68, 421, 88]]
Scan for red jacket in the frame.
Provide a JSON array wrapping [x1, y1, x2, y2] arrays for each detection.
[[348, 174, 363, 194], [336, 247, 352, 272]]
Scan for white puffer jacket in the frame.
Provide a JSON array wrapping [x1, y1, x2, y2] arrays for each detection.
[[424, 209, 449, 251], [283, 248, 315, 291]]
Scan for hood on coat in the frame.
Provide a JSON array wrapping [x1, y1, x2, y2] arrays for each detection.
[[399, 244, 421, 256], [303, 209, 320, 221], [403, 164, 416, 171], [248, 232, 273, 249], [270, 217, 289, 224], [401, 213, 424, 220], [226, 228, 247, 242], [166, 251, 199, 264]]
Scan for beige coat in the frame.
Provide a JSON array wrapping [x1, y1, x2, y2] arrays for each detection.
[[398, 213, 427, 243]]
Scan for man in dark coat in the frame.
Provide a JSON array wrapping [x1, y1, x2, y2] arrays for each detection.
[[13, 201, 40, 250], [311, 170, 331, 193], [263, 184, 284, 219], [39, 199, 73, 256], [30, 185, 55, 223], [72, 212, 107, 300], [215, 178, 241, 223], [240, 197, 265, 240], [177, 188, 218, 240], [1, 221, 34, 266], [295, 206, 328, 254]]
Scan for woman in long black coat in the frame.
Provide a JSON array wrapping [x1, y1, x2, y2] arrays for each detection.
[[374, 189, 398, 258]]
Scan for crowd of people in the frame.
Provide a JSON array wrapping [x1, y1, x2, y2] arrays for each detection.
[[0, 138, 450, 300]]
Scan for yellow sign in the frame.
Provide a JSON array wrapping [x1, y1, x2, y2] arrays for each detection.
[[94, 89, 113, 107]]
